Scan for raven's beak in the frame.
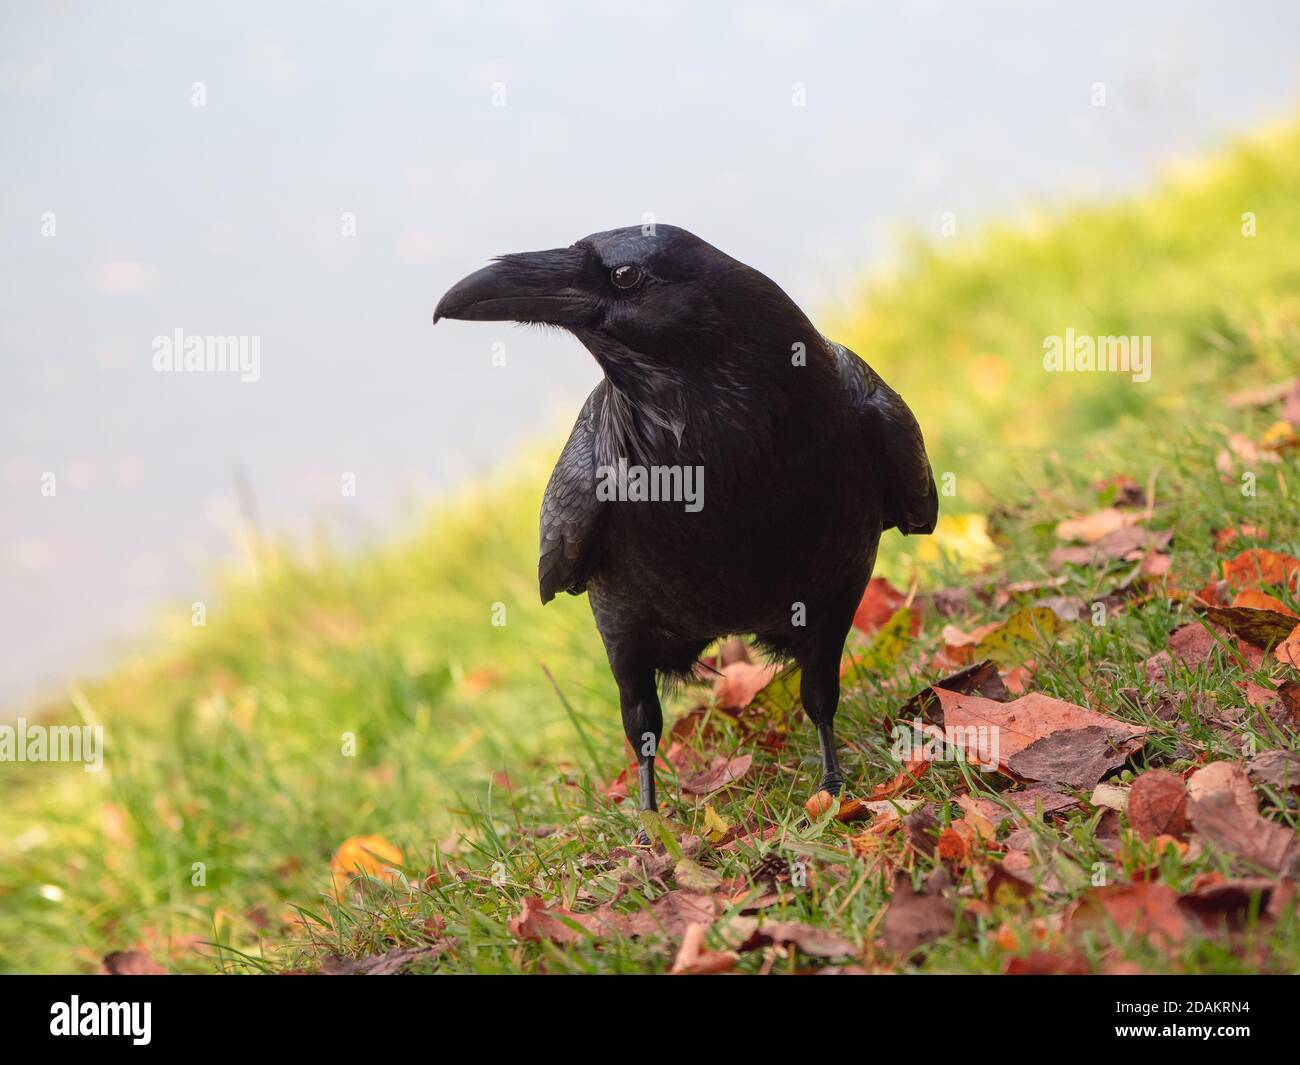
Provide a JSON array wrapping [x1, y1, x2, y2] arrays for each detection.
[[433, 247, 595, 327]]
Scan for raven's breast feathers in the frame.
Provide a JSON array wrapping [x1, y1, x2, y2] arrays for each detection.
[[829, 340, 939, 536]]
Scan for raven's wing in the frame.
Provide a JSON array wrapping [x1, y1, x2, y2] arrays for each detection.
[[830, 340, 938, 535], [539, 384, 606, 603]]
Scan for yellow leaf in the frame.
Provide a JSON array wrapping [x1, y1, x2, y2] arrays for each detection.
[[703, 804, 731, 843], [975, 606, 1062, 665], [917, 513, 1000, 572], [330, 834, 403, 898]]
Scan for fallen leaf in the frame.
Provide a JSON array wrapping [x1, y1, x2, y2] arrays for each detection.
[[1143, 622, 1226, 684], [1177, 878, 1281, 933], [714, 661, 779, 710], [1090, 782, 1130, 812], [1231, 588, 1298, 616], [1004, 951, 1089, 975], [1275, 623, 1300, 669], [1055, 507, 1134, 543], [933, 688, 1145, 774], [1222, 548, 1300, 591], [1007, 725, 1142, 787], [1248, 750, 1300, 792], [330, 834, 404, 898], [681, 754, 752, 795], [1187, 790, 1300, 878], [879, 871, 956, 956], [1050, 526, 1171, 569], [1187, 761, 1257, 812], [617, 892, 719, 939], [702, 803, 732, 843], [853, 577, 917, 635], [1201, 606, 1299, 649], [974, 607, 1064, 666], [321, 943, 450, 975], [895, 659, 1010, 723], [99, 951, 167, 975], [670, 923, 737, 974], [509, 895, 605, 944], [1068, 881, 1188, 949], [1126, 770, 1189, 841], [740, 921, 859, 958], [674, 858, 723, 893]]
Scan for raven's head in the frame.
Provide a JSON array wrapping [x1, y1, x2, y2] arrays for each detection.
[[434, 225, 816, 387]]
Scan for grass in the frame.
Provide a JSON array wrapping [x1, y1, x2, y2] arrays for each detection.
[[1, 121, 1299, 974]]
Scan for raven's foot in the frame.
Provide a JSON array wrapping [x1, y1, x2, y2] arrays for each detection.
[[633, 826, 653, 847], [818, 774, 845, 798]]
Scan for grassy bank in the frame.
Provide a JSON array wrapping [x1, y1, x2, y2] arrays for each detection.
[[1, 122, 1298, 975]]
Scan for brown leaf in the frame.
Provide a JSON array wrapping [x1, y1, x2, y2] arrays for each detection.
[[1126, 770, 1189, 841], [1248, 750, 1300, 792], [895, 659, 1009, 724], [879, 871, 956, 955], [1050, 526, 1170, 569], [853, 577, 917, 635], [100, 950, 167, 975], [1068, 881, 1188, 949], [714, 661, 779, 710], [1143, 622, 1226, 684], [740, 921, 859, 958], [321, 943, 450, 975], [669, 923, 738, 974], [1187, 760, 1257, 812], [1055, 507, 1134, 543], [1201, 606, 1299, 650], [932, 688, 1145, 774], [1002, 784, 1078, 818], [509, 895, 607, 944], [1177, 878, 1280, 933], [616, 892, 720, 939], [1190, 764, 1300, 884], [1006, 725, 1142, 788], [680, 753, 752, 795]]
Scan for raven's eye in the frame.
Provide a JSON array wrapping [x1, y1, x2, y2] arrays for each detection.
[[610, 264, 642, 290]]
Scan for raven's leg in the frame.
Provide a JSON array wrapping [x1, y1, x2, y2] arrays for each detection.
[[615, 667, 663, 844], [797, 638, 848, 797]]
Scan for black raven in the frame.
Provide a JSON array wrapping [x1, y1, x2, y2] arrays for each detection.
[[435, 225, 937, 835]]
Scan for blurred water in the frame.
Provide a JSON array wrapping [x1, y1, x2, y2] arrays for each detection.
[[2, 0, 1298, 713]]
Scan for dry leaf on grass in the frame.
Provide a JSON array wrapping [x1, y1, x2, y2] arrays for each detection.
[[879, 871, 956, 956], [932, 688, 1145, 775], [321, 943, 451, 975], [99, 950, 167, 975], [1006, 725, 1142, 788], [1068, 881, 1188, 950], [670, 922, 737, 974], [1143, 623, 1226, 684], [1187, 790, 1300, 878], [1126, 770, 1189, 841], [680, 754, 752, 795], [1200, 606, 1299, 649], [713, 661, 779, 710], [852, 577, 918, 636], [1275, 623, 1300, 669], [329, 834, 404, 899], [1248, 750, 1300, 792]]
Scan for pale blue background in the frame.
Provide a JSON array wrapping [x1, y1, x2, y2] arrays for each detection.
[[2, 0, 1299, 711]]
